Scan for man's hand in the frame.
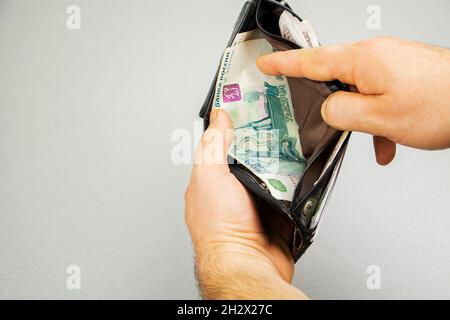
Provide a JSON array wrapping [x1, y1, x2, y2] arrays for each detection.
[[185, 109, 307, 300], [257, 37, 450, 165], [185, 36, 450, 299]]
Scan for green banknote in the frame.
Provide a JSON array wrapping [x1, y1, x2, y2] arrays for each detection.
[[214, 37, 305, 201]]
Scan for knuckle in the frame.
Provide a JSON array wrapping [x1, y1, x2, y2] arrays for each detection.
[[370, 96, 405, 140], [366, 36, 400, 51], [373, 35, 396, 44], [389, 116, 410, 144], [327, 45, 359, 82], [295, 49, 309, 74], [320, 46, 343, 78], [375, 35, 396, 42]]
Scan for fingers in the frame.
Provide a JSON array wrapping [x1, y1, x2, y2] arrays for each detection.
[[258, 46, 400, 167], [321, 91, 397, 165], [257, 45, 358, 85], [193, 109, 234, 176], [321, 91, 389, 136], [373, 136, 396, 166]]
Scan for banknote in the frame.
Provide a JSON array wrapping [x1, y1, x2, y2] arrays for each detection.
[[214, 38, 306, 201], [231, 29, 264, 47], [299, 19, 320, 47], [279, 10, 320, 48]]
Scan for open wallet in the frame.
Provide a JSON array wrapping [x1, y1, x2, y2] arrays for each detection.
[[199, 0, 351, 262]]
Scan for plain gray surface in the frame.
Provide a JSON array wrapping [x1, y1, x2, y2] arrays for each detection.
[[0, 0, 449, 299]]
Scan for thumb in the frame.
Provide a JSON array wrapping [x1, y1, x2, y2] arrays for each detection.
[[193, 109, 234, 173], [321, 91, 386, 137]]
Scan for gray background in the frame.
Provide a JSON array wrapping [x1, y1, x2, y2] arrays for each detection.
[[0, 0, 449, 299]]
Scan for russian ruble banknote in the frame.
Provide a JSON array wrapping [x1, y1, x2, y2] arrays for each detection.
[[212, 10, 346, 201], [213, 38, 306, 201], [279, 10, 320, 48]]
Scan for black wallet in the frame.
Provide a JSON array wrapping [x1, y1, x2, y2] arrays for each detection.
[[199, 0, 351, 262]]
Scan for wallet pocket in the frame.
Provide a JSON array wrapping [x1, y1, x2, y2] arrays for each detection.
[[256, 0, 302, 49], [285, 74, 342, 211], [259, 46, 342, 213]]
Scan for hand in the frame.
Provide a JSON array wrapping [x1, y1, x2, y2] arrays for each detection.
[[185, 109, 307, 300], [257, 37, 450, 165]]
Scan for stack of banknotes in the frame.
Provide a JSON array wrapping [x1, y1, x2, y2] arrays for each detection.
[[213, 11, 322, 201]]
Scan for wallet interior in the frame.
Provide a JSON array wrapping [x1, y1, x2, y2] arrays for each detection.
[[203, 0, 345, 216]]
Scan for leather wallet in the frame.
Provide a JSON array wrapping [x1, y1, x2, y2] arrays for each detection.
[[199, 0, 351, 262]]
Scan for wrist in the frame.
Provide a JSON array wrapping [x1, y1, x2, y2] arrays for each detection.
[[195, 243, 306, 300]]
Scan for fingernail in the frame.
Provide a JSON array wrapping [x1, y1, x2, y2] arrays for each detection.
[[256, 55, 267, 67], [321, 99, 329, 123]]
